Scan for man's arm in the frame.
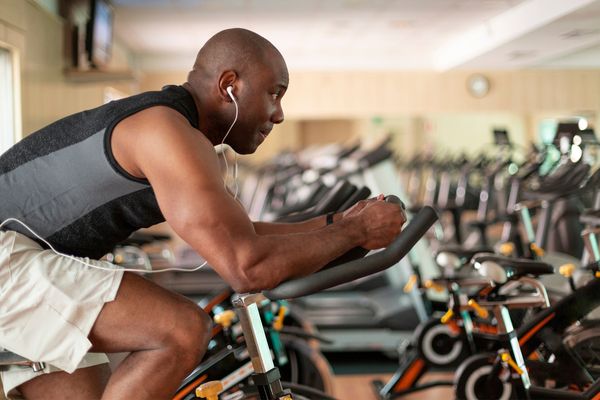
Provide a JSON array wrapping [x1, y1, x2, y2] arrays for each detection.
[[252, 213, 341, 235], [114, 107, 404, 293]]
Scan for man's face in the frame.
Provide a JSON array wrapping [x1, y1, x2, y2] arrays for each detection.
[[227, 55, 288, 154]]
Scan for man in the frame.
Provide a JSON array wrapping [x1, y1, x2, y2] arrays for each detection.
[[0, 28, 405, 399]]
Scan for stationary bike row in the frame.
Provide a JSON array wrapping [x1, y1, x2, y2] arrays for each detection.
[[373, 249, 552, 398], [375, 212, 600, 399], [185, 202, 438, 400], [373, 165, 600, 398], [453, 250, 600, 399]]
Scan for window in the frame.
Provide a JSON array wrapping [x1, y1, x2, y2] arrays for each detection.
[[0, 46, 18, 154]]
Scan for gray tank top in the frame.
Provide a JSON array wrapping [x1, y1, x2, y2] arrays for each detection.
[[0, 85, 199, 258]]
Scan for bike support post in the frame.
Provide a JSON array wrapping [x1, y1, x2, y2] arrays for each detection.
[[232, 293, 292, 400]]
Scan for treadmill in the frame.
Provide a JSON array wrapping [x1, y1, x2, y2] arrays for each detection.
[[288, 141, 440, 354]]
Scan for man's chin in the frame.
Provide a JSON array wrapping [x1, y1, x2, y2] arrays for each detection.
[[237, 147, 256, 155], [230, 142, 258, 155], [228, 134, 264, 154]]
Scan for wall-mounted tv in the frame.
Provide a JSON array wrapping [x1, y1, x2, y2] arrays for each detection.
[[86, 0, 114, 68], [493, 129, 511, 146]]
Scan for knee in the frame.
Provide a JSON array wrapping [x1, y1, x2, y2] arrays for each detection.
[[168, 302, 213, 364]]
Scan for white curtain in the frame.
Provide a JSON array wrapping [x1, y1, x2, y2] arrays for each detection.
[[0, 47, 15, 155]]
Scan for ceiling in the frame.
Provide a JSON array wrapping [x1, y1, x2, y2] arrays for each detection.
[[111, 0, 600, 71]]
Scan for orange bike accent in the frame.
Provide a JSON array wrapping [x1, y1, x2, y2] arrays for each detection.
[[519, 313, 555, 346], [440, 309, 454, 324], [447, 320, 461, 335], [473, 322, 497, 335], [468, 299, 489, 319], [172, 374, 208, 400], [500, 352, 523, 375], [203, 289, 234, 313], [393, 358, 425, 392]]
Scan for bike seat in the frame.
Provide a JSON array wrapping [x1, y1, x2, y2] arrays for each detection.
[[472, 254, 554, 278], [436, 245, 494, 267]]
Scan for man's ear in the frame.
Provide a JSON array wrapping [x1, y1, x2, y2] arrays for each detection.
[[219, 70, 237, 102]]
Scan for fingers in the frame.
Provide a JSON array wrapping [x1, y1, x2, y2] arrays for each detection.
[[343, 194, 407, 249], [358, 198, 407, 249], [342, 198, 369, 218]]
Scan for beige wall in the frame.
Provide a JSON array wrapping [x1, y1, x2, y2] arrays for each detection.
[[284, 70, 600, 117], [139, 69, 598, 160], [140, 69, 600, 118], [0, 0, 136, 137]]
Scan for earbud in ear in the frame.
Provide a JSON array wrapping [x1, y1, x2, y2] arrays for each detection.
[[226, 86, 235, 101]]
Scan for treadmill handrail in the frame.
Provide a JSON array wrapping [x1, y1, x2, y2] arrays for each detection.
[[264, 206, 438, 300]]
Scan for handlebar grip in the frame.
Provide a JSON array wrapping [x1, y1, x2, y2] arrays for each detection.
[[384, 194, 406, 210], [264, 206, 438, 300], [321, 194, 406, 270]]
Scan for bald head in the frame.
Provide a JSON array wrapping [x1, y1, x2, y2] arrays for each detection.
[[184, 28, 288, 154], [189, 28, 284, 84]]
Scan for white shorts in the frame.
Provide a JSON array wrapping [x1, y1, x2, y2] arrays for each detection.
[[0, 230, 124, 399]]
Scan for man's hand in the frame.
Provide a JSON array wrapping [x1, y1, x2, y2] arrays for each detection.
[[349, 195, 407, 250], [342, 194, 385, 219]]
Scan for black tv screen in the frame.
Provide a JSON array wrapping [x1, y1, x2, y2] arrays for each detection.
[[493, 129, 510, 146], [86, 0, 114, 68]]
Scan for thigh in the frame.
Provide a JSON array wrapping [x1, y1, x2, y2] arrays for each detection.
[[88, 272, 207, 353], [17, 364, 110, 400]]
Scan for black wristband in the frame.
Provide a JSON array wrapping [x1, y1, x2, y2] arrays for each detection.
[[326, 212, 335, 225]]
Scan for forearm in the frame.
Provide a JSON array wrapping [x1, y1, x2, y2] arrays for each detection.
[[253, 212, 342, 235], [224, 217, 363, 292]]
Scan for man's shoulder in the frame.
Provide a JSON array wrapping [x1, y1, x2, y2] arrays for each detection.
[[116, 105, 212, 152], [111, 103, 217, 183], [122, 105, 194, 132]]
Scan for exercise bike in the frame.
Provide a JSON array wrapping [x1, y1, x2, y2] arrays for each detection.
[[189, 202, 438, 399], [454, 237, 600, 399]]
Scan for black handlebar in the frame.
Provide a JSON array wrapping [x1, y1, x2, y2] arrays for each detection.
[[264, 205, 438, 300]]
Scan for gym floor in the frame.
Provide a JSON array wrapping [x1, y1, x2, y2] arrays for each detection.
[[328, 352, 453, 399], [333, 372, 453, 399]]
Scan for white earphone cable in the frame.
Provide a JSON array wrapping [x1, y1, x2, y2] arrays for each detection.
[[233, 152, 239, 199], [221, 88, 239, 198], [0, 218, 207, 274]]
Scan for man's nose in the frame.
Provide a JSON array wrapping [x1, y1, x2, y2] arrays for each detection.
[[272, 104, 284, 124]]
